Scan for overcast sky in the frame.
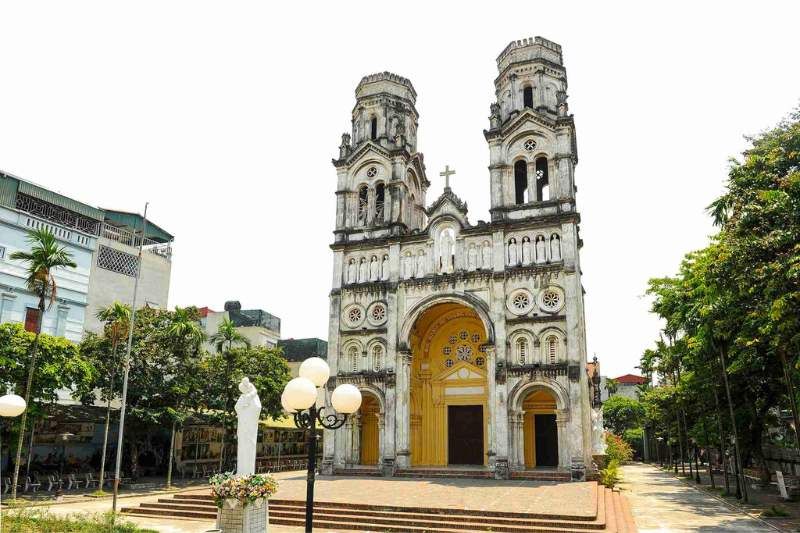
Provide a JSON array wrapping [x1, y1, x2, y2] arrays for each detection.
[[1, 2, 798, 377]]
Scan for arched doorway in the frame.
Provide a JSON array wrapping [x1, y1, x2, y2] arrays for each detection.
[[359, 393, 380, 465], [522, 389, 559, 468], [409, 302, 489, 466]]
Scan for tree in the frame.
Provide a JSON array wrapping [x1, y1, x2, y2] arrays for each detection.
[[605, 378, 618, 397], [602, 395, 645, 436], [8, 228, 77, 500]]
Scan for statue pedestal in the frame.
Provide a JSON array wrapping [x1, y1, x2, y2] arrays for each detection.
[[217, 498, 268, 533]]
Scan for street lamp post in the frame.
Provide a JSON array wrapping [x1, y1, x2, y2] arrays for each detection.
[[656, 436, 663, 466], [55, 432, 74, 501], [281, 357, 362, 533], [0, 393, 27, 530]]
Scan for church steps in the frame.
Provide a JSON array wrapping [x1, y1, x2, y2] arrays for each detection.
[[119, 506, 217, 520]]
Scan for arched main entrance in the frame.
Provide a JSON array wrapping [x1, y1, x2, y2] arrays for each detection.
[[359, 393, 380, 465], [409, 302, 489, 466], [522, 389, 558, 468]]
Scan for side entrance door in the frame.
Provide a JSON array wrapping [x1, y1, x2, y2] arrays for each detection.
[[534, 414, 558, 467], [448, 405, 483, 465]]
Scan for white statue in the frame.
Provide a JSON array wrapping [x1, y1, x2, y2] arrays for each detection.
[[347, 259, 357, 284], [508, 238, 518, 266], [415, 250, 426, 278], [522, 237, 533, 265], [550, 234, 562, 262], [481, 241, 492, 270], [402, 253, 412, 279], [535, 235, 547, 263], [235, 377, 262, 476], [591, 408, 607, 455], [467, 244, 477, 271], [369, 256, 380, 281], [381, 255, 390, 281], [439, 229, 454, 273], [358, 258, 368, 283]]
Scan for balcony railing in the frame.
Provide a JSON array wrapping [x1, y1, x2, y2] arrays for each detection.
[[101, 223, 172, 261]]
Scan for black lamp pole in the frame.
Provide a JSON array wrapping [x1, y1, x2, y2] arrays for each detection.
[[292, 404, 347, 533]]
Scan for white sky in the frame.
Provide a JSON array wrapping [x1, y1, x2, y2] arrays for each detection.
[[1, 1, 798, 378]]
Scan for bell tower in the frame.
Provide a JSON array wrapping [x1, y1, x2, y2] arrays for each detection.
[[484, 37, 577, 222], [333, 72, 428, 242]]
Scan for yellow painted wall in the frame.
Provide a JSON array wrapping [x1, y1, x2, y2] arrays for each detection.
[[409, 303, 489, 466], [522, 389, 557, 468], [360, 394, 380, 465]]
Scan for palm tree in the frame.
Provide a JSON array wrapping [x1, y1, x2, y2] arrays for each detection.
[[164, 307, 206, 488], [605, 378, 619, 397], [95, 302, 131, 492], [9, 228, 77, 500], [208, 318, 250, 469]]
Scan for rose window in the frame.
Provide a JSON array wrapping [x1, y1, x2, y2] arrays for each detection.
[[366, 166, 377, 178], [456, 345, 472, 361], [445, 358, 454, 368], [475, 357, 485, 367], [347, 307, 362, 324], [479, 345, 488, 353], [459, 330, 468, 340], [370, 304, 385, 322], [542, 290, 561, 311], [471, 333, 480, 343], [524, 139, 536, 151], [512, 293, 530, 311], [448, 335, 457, 344], [443, 346, 452, 355]]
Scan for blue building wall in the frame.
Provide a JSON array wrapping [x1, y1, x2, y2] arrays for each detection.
[[0, 205, 95, 342]]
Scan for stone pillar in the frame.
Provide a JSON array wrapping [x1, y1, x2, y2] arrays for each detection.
[[557, 409, 570, 469], [395, 349, 412, 468], [516, 412, 526, 468], [352, 413, 362, 464]]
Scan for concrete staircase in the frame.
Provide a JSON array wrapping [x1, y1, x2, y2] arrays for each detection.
[[333, 467, 572, 482], [121, 484, 637, 532]]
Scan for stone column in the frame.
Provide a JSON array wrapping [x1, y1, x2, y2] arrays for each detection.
[[395, 349, 412, 468], [557, 409, 570, 469], [377, 413, 385, 466], [352, 413, 362, 465], [516, 412, 526, 468]]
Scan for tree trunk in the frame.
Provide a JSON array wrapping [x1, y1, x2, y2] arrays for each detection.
[[711, 375, 730, 494], [166, 420, 176, 488], [11, 299, 44, 500], [25, 423, 35, 478], [718, 343, 747, 501], [778, 347, 800, 449]]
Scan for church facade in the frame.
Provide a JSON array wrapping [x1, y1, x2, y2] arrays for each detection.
[[322, 37, 595, 478]]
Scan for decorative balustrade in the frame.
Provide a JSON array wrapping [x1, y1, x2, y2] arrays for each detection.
[[101, 223, 172, 260]]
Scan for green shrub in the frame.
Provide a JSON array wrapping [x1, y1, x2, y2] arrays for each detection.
[[761, 505, 790, 518], [600, 459, 621, 488], [605, 433, 633, 464], [2, 509, 157, 532]]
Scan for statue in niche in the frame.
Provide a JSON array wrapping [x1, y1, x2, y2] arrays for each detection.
[[402, 252, 412, 279], [369, 255, 380, 281], [235, 377, 261, 476], [415, 250, 426, 278], [481, 241, 492, 270], [489, 103, 501, 129], [535, 235, 547, 263], [354, 117, 361, 143], [550, 234, 562, 262], [347, 258, 357, 284], [556, 91, 568, 117], [507, 238, 519, 266], [467, 244, 478, 271], [439, 229, 454, 273], [339, 133, 351, 159], [381, 255, 390, 281], [522, 236, 533, 266], [358, 257, 368, 283]]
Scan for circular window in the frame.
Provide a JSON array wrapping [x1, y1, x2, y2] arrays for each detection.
[[475, 357, 485, 367], [448, 335, 457, 345], [471, 333, 480, 343], [524, 139, 537, 152], [366, 166, 378, 178], [443, 346, 452, 355], [538, 286, 565, 313], [459, 331, 468, 340], [445, 358, 454, 368], [366, 302, 387, 326], [506, 289, 534, 316], [342, 304, 366, 328], [456, 345, 472, 361]]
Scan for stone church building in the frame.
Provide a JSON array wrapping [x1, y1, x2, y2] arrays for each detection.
[[322, 37, 595, 478]]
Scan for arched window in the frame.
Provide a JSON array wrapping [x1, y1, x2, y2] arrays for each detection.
[[348, 346, 359, 372], [372, 344, 384, 371], [375, 183, 385, 223], [514, 160, 528, 205], [546, 335, 558, 364], [536, 157, 549, 201], [370, 117, 378, 140], [357, 185, 368, 225], [523, 86, 534, 109], [516, 338, 528, 365]]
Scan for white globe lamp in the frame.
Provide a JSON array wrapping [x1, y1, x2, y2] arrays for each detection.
[[299, 357, 330, 388], [280, 390, 296, 414], [331, 384, 362, 414], [282, 377, 318, 411], [0, 394, 26, 418]]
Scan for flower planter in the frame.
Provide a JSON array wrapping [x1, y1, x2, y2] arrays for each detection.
[[217, 497, 268, 533]]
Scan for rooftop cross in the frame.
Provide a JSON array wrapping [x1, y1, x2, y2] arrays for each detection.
[[439, 165, 456, 189]]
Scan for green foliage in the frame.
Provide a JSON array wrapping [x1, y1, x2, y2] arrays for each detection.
[[9, 228, 77, 309], [761, 505, 790, 518], [599, 460, 620, 488], [605, 378, 618, 395], [605, 433, 633, 464], [2, 509, 156, 532], [602, 396, 645, 435]]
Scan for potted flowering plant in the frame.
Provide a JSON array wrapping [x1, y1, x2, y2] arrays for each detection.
[[210, 472, 279, 509]]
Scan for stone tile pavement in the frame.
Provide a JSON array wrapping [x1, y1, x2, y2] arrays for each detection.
[[620, 463, 778, 532]]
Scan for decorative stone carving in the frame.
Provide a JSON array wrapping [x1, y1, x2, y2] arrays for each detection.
[[550, 234, 562, 262], [438, 228, 455, 274], [358, 258, 368, 283], [415, 250, 426, 278], [467, 244, 478, 271], [489, 103, 501, 129], [369, 255, 380, 281], [347, 259, 357, 284], [339, 133, 351, 159], [234, 377, 261, 476], [521, 236, 532, 265], [381, 255, 390, 281], [591, 408, 607, 454], [481, 241, 492, 270], [535, 235, 547, 263], [507, 238, 519, 266]]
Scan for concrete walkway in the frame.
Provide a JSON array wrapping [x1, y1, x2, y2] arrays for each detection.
[[620, 463, 777, 532]]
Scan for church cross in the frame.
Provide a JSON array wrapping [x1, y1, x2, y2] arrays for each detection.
[[440, 165, 456, 189]]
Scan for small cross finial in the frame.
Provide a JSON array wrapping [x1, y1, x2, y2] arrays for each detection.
[[440, 165, 456, 189]]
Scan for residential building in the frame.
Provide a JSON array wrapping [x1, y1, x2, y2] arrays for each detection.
[[199, 301, 281, 351], [277, 337, 328, 377]]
